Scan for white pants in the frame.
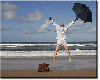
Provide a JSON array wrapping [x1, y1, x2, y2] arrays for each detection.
[[57, 39, 67, 45]]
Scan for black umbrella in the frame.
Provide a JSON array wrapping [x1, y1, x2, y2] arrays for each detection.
[[72, 3, 92, 23]]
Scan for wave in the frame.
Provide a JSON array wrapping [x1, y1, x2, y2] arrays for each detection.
[[0, 50, 96, 58], [0, 43, 96, 47]]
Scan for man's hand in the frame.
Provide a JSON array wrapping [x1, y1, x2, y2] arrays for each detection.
[[53, 30, 56, 32], [49, 17, 52, 21], [73, 18, 78, 22]]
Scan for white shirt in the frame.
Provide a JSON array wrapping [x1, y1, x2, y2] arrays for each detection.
[[51, 20, 74, 40]]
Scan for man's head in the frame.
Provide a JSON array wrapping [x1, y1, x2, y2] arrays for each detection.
[[60, 22, 65, 27]]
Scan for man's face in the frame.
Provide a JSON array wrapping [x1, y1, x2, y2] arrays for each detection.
[[61, 22, 64, 25], [60, 22, 64, 27]]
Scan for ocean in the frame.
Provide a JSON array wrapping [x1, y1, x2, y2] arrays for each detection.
[[0, 41, 97, 58]]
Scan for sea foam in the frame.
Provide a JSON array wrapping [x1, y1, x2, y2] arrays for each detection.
[[0, 50, 96, 58]]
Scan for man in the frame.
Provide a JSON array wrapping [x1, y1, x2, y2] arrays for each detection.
[[49, 17, 78, 64]]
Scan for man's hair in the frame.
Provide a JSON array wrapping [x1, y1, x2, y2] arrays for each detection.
[[60, 25, 65, 27], [60, 22, 65, 27]]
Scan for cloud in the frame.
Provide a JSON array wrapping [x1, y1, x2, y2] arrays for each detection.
[[24, 30, 37, 34], [80, 37, 84, 39], [23, 26, 37, 34], [1, 2, 19, 11], [88, 27, 96, 33], [38, 20, 51, 33], [72, 20, 84, 27], [66, 20, 84, 34], [16, 28, 22, 31], [69, 27, 81, 31], [67, 27, 81, 33], [17, 9, 44, 23], [66, 20, 93, 34], [28, 26, 35, 30], [1, 3, 43, 22], [1, 2, 19, 20], [2, 11, 17, 20], [0, 26, 11, 31]]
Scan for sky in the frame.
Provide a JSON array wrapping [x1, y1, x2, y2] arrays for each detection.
[[0, 0, 97, 42]]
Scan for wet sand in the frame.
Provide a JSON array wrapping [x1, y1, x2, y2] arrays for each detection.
[[1, 55, 97, 78]]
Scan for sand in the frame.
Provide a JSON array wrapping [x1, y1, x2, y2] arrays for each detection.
[[1, 69, 96, 77], [1, 55, 97, 78]]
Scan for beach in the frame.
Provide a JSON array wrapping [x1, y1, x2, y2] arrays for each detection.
[[1, 55, 97, 78], [1, 68, 96, 77], [1, 42, 97, 78]]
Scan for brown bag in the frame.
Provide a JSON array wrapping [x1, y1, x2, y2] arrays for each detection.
[[38, 63, 49, 72]]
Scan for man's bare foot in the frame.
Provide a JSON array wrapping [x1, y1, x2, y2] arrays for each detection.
[[53, 61, 55, 64], [69, 57, 71, 62]]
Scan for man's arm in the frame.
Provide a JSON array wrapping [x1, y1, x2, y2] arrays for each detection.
[[49, 17, 59, 27], [53, 30, 56, 32], [65, 18, 78, 30]]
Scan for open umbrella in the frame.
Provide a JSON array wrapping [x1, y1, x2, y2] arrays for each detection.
[[72, 3, 92, 23]]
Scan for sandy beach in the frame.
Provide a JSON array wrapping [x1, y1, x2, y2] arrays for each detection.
[[1, 69, 96, 77], [1, 55, 97, 78]]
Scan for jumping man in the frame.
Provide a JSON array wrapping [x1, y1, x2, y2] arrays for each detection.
[[49, 17, 78, 64]]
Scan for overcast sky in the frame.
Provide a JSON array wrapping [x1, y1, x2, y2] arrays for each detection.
[[1, 1, 96, 42]]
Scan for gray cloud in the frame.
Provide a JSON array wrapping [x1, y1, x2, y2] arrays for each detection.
[[1, 2, 19, 11], [1, 2, 19, 20], [23, 26, 37, 34], [24, 30, 37, 34], [67, 20, 92, 34], [67, 27, 81, 34], [0, 26, 11, 31], [16, 28, 22, 31], [1, 3, 44, 22], [2, 11, 17, 20], [68, 27, 81, 31], [17, 9, 44, 23], [88, 27, 96, 34], [72, 20, 84, 27], [38, 20, 51, 33], [28, 26, 35, 30]]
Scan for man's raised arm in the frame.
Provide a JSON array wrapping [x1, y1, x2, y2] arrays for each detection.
[[65, 18, 78, 30], [49, 17, 59, 27]]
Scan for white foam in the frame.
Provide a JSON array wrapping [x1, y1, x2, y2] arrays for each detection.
[[0, 50, 96, 58], [0, 43, 97, 47]]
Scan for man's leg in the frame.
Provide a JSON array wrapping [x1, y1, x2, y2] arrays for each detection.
[[64, 45, 71, 62], [53, 45, 61, 64]]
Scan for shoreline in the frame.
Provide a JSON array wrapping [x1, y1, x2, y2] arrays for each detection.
[[1, 50, 96, 58], [1, 55, 97, 59]]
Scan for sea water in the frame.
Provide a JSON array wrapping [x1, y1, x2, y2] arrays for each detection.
[[0, 42, 97, 58]]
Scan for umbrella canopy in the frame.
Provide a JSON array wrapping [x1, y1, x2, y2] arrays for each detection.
[[72, 3, 92, 23]]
